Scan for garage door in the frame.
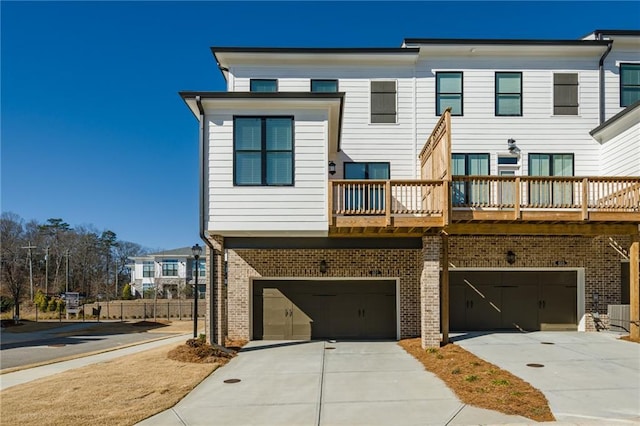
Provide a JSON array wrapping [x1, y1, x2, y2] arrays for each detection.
[[449, 271, 577, 332], [253, 280, 396, 340]]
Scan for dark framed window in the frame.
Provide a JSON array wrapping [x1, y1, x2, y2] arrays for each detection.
[[234, 117, 294, 186], [343, 162, 390, 212], [554, 73, 579, 115], [162, 259, 178, 277], [142, 261, 154, 278], [620, 63, 640, 107], [528, 153, 574, 206], [370, 81, 396, 123], [495, 72, 522, 116], [250, 79, 277, 92], [436, 72, 463, 116], [452, 153, 490, 205], [192, 259, 206, 278], [311, 79, 338, 93]]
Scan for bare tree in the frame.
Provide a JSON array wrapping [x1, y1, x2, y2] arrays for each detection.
[[1, 212, 27, 319]]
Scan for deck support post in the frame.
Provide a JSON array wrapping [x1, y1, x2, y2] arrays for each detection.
[[441, 232, 449, 344], [421, 235, 441, 348], [630, 237, 639, 341]]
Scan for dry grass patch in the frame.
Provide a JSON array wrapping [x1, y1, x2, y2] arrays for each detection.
[[0, 342, 220, 426], [399, 338, 554, 422]]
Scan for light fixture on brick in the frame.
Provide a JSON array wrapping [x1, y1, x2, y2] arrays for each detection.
[[319, 259, 328, 274], [506, 250, 516, 265], [328, 161, 336, 175]]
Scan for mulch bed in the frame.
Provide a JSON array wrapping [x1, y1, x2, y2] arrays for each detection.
[[167, 338, 246, 365], [399, 338, 555, 422]]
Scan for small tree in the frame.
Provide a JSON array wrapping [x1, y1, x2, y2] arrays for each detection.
[[34, 290, 49, 312], [122, 283, 133, 300]]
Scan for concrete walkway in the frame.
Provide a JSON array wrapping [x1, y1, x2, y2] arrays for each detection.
[[454, 331, 640, 424], [139, 340, 530, 426], [0, 334, 190, 391]]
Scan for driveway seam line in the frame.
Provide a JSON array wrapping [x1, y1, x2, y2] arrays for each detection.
[[444, 403, 466, 426], [316, 341, 327, 426], [171, 408, 188, 426]]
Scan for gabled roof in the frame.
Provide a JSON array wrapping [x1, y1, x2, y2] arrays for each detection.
[[590, 101, 640, 143], [148, 247, 196, 257]]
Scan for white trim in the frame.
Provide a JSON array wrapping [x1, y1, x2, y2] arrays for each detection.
[[249, 277, 401, 340]]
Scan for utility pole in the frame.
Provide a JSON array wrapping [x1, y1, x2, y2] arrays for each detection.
[[21, 242, 37, 301], [65, 249, 70, 293], [44, 246, 49, 295], [115, 259, 119, 299]]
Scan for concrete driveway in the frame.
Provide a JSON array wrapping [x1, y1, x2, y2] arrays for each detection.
[[454, 331, 640, 424], [139, 340, 528, 426]]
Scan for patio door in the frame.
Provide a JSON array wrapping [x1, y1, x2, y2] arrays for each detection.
[[344, 162, 390, 212], [452, 153, 490, 205], [529, 154, 574, 206]]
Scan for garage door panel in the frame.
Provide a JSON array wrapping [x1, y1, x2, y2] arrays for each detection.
[[500, 285, 539, 331], [263, 292, 292, 340], [363, 294, 397, 339], [466, 285, 502, 330]]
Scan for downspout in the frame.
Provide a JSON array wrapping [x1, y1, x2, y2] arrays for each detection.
[[598, 39, 613, 125], [195, 96, 219, 345]]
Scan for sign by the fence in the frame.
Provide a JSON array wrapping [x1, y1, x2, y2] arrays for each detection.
[[66, 292, 80, 314]]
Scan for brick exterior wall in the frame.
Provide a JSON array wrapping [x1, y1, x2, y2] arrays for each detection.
[[447, 235, 631, 313], [208, 234, 631, 345], [224, 247, 422, 341]]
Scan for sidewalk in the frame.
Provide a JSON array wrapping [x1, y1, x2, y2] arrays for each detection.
[[0, 333, 189, 391]]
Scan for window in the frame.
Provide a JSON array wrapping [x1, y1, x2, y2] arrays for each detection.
[[370, 81, 396, 123], [620, 63, 640, 107], [192, 259, 206, 278], [311, 79, 338, 92], [529, 154, 574, 206], [142, 261, 154, 278], [234, 117, 294, 186], [250, 79, 277, 92], [344, 162, 390, 211], [554, 73, 579, 115], [452, 153, 490, 205], [436, 72, 463, 116], [162, 259, 178, 277], [495, 72, 522, 116]]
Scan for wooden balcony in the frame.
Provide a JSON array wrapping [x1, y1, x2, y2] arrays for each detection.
[[328, 177, 640, 236]]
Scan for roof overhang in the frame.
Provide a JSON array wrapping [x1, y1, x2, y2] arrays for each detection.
[[180, 91, 345, 153], [402, 39, 611, 57], [590, 101, 640, 143], [211, 47, 420, 81]]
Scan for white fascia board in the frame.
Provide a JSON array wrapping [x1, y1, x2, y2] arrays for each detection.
[[591, 104, 640, 143], [412, 44, 609, 58], [214, 51, 419, 68]]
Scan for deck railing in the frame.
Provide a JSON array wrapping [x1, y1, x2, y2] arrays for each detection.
[[452, 176, 640, 212], [329, 177, 639, 227]]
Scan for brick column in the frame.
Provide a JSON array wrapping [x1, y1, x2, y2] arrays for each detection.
[[207, 236, 226, 345], [421, 235, 441, 348]]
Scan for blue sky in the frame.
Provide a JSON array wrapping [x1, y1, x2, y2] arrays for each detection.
[[2, 1, 639, 250]]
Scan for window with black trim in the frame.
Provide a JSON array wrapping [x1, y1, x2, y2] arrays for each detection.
[[343, 162, 390, 212], [529, 153, 574, 206], [234, 117, 294, 186], [452, 153, 490, 205], [142, 261, 154, 278], [162, 260, 178, 277], [370, 81, 396, 123], [311, 79, 338, 93], [620, 63, 640, 107], [553, 73, 579, 115], [436, 72, 463, 116], [250, 79, 277, 92], [495, 72, 522, 116]]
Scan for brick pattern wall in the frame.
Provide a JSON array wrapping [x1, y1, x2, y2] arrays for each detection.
[[447, 235, 631, 313], [421, 235, 441, 348], [204, 236, 226, 345], [225, 247, 422, 341]]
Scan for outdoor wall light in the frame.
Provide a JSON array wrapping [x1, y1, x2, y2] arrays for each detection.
[[506, 250, 516, 265], [319, 260, 328, 274], [555, 260, 568, 266], [328, 161, 336, 176]]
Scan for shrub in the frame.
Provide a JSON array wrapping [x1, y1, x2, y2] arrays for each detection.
[[0, 296, 14, 313], [122, 284, 133, 300], [465, 375, 479, 382], [34, 291, 49, 312], [47, 299, 57, 312], [56, 299, 65, 312]]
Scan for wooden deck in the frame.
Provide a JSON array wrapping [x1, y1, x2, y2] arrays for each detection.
[[328, 176, 640, 236]]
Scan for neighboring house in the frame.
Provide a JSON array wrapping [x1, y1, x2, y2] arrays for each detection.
[[180, 29, 640, 347], [129, 247, 206, 299]]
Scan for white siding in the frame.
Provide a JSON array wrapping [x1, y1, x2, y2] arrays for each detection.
[[206, 108, 329, 236], [600, 122, 640, 176], [231, 65, 418, 179], [416, 57, 603, 176], [603, 45, 640, 121]]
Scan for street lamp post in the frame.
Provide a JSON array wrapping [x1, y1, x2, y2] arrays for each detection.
[[191, 244, 202, 338]]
